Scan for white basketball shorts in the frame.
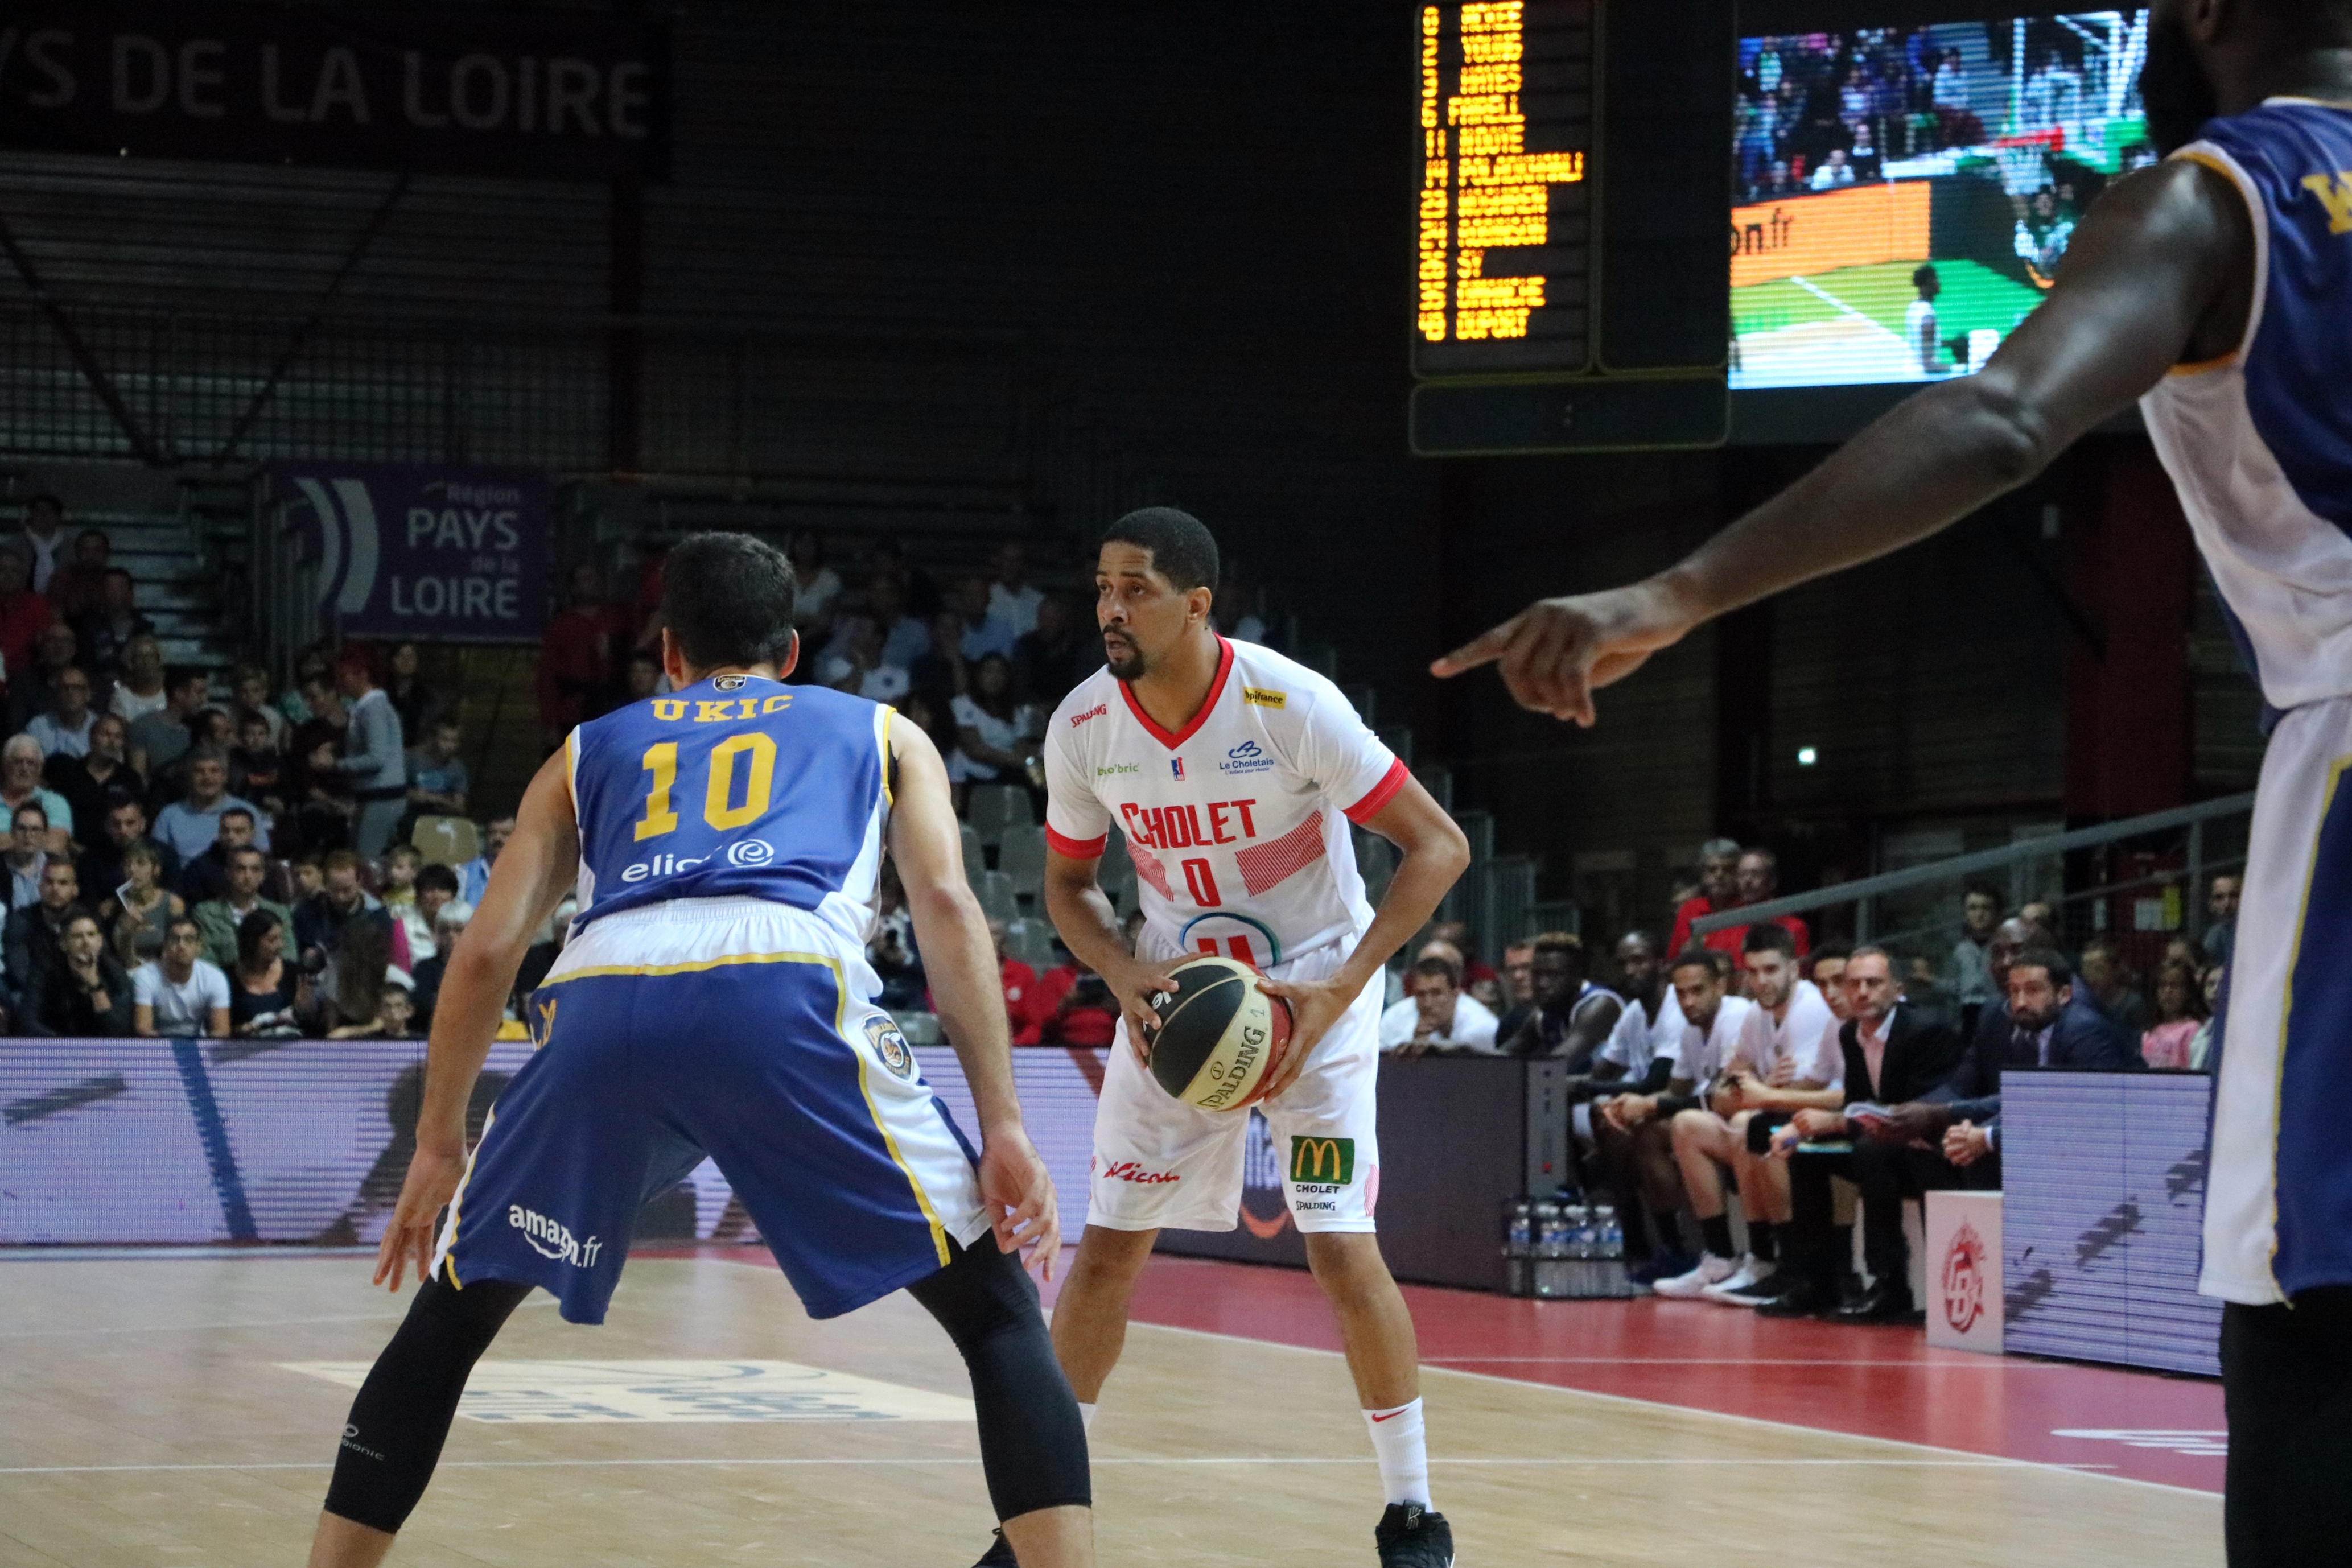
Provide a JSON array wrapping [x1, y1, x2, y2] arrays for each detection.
[[1086, 940, 1383, 1235]]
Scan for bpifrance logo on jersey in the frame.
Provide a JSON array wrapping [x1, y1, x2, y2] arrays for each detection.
[[864, 1014, 916, 1079], [1171, 757, 1186, 781], [1220, 739, 1274, 775], [509, 1206, 603, 1269]]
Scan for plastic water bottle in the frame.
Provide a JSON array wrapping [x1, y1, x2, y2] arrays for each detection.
[[1502, 1196, 1535, 1297], [1531, 1199, 1566, 1297]]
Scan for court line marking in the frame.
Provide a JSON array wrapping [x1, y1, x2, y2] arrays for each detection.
[[0, 1457, 2115, 1476], [0, 1299, 561, 1339], [1425, 1356, 2086, 1367], [1787, 273, 1909, 342], [1125, 1321, 2222, 1503]]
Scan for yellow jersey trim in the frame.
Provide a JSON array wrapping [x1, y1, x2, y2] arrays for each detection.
[[877, 705, 896, 809], [442, 1103, 496, 1290]]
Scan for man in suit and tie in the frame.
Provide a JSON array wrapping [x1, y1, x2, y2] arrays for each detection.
[[1931, 946, 2139, 1174], [1754, 944, 1966, 1323]]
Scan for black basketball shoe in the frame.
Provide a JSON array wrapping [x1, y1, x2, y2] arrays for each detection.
[[1375, 1502, 1456, 1567], [970, 1526, 1018, 1566]]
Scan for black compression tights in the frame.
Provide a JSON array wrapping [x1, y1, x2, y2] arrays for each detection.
[[908, 1233, 1093, 1521], [322, 1273, 530, 1534]]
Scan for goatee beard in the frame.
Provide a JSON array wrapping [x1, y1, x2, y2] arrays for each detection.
[[1105, 643, 1146, 681], [2141, 11, 2221, 156]]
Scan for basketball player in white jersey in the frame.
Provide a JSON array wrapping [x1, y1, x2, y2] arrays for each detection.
[[1020, 507, 1469, 1568], [1437, 5, 2352, 1558]]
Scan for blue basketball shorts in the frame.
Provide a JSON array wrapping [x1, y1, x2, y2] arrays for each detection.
[[430, 897, 991, 1323]]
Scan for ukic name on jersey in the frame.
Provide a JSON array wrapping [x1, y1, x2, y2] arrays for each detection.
[[566, 672, 892, 949], [1044, 638, 1408, 968]]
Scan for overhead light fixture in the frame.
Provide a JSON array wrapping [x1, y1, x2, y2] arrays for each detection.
[[1796, 746, 1818, 766]]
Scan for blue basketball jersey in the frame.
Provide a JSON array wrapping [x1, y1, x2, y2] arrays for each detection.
[[2141, 100, 2352, 714], [566, 674, 893, 940]]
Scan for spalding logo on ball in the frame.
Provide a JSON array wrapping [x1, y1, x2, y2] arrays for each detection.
[[1146, 956, 1294, 1111]]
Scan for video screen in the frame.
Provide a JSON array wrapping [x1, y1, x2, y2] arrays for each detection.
[[1729, 13, 2156, 390]]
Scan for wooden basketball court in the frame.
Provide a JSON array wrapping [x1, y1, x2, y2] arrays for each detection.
[[1, 1249, 2222, 1565]]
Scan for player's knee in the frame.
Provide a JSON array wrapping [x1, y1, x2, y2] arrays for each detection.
[[909, 1232, 1040, 1350], [1669, 1108, 1711, 1146]]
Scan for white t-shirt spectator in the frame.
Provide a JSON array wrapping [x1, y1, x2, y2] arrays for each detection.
[[1906, 296, 1940, 374], [950, 695, 1036, 779], [988, 581, 1044, 637], [1593, 987, 1687, 1078], [1810, 159, 1855, 191], [959, 615, 1018, 662], [110, 684, 171, 725], [815, 653, 909, 705], [793, 567, 843, 628], [878, 616, 931, 670], [27, 711, 94, 758], [1731, 978, 1841, 1088], [154, 794, 273, 859], [1379, 991, 1501, 1051], [133, 958, 232, 1037]]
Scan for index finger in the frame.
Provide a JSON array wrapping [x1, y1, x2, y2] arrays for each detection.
[[1429, 614, 1520, 678]]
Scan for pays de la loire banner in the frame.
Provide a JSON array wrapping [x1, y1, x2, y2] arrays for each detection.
[[268, 463, 550, 645], [0, 2, 669, 180]]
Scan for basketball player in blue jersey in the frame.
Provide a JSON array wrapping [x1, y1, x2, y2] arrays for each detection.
[[1438, 4, 2350, 1559], [302, 534, 1094, 1568]]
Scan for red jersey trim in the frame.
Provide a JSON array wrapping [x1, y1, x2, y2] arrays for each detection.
[[1045, 825, 1107, 860], [1117, 636, 1235, 751], [1344, 758, 1411, 825]]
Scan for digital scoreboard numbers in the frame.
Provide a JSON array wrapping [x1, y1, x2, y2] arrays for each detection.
[[1412, 0, 1595, 376]]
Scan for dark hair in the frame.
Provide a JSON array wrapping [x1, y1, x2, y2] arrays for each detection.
[[11, 800, 44, 828], [969, 652, 1015, 720], [236, 907, 284, 968], [1811, 939, 1853, 964], [415, 862, 460, 896], [1411, 954, 1462, 986], [1963, 879, 2003, 905], [1741, 921, 1797, 959], [1531, 930, 1584, 958], [1669, 950, 1722, 979], [166, 665, 207, 695], [1913, 262, 1939, 290], [219, 806, 254, 826], [60, 901, 98, 932], [1099, 507, 1218, 592], [1617, 927, 1659, 955], [102, 565, 131, 584], [165, 914, 201, 939], [660, 533, 800, 670], [2011, 947, 2075, 990], [25, 493, 61, 516]]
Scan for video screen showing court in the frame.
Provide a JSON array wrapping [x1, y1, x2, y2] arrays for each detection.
[[1729, 13, 2155, 390]]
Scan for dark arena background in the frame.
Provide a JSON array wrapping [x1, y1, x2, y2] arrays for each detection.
[[0, 3, 2248, 1563]]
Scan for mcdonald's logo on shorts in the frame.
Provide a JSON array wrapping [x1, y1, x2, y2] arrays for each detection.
[[1289, 1136, 1356, 1186]]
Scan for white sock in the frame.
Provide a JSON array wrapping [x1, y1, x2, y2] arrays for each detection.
[[1362, 1398, 1430, 1507], [1078, 1401, 1097, 1433]]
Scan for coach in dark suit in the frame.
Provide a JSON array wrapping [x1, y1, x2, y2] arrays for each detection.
[[1754, 944, 1966, 1322], [1934, 946, 2140, 1134]]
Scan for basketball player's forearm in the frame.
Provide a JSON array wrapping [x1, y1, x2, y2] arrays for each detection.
[[1042, 873, 1134, 989], [1649, 377, 2052, 629]]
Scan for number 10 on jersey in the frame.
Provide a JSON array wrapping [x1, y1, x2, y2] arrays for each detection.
[[633, 735, 778, 841]]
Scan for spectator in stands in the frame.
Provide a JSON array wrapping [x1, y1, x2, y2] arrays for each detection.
[[868, 862, 924, 1011], [25, 907, 133, 1037], [378, 843, 420, 921], [2202, 873, 2240, 968], [0, 738, 68, 857], [1012, 593, 1094, 709], [1700, 848, 1810, 959], [294, 848, 399, 1030], [458, 816, 513, 906], [179, 806, 262, 906], [100, 839, 182, 965], [871, 537, 943, 620], [226, 907, 310, 1038], [71, 567, 153, 687], [6, 620, 79, 739], [0, 548, 50, 695], [79, 794, 174, 902], [383, 642, 440, 742], [5, 858, 78, 1000], [1379, 954, 1501, 1054], [1502, 931, 1624, 1065], [1427, 920, 1500, 988], [47, 529, 111, 622], [130, 915, 229, 1038], [2143, 959, 2207, 1069], [867, 573, 930, 670], [4, 800, 50, 910], [2188, 963, 2225, 1071], [127, 666, 211, 785], [396, 861, 459, 967], [818, 613, 911, 704], [1213, 573, 1267, 643], [987, 540, 1043, 636], [787, 531, 843, 633], [192, 842, 292, 971], [1948, 881, 2004, 1034], [621, 647, 663, 703], [290, 852, 324, 902], [229, 710, 285, 823], [1759, 945, 1966, 1322], [1037, 969, 1119, 1046], [986, 915, 1044, 1042], [288, 671, 352, 851], [329, 981, 418, 1041], [107, 634, 167, 724], [2078, 938, 2147, 1031], [403, 716, 469, 826], [315, 649, 406, 857], [1494, 939, 1538, 1042], [909, 609, 970, 702], [954, 574, 1018, 662], [1655, 924, 1842, 1302], [953, 654, 1037, 791], [230, 663, 289, 750], [26, 666, 94, 760], [1669, 837, 1743, 953], [154, 749, 270, 864], [2019, 897, 2058, 937], [7, 494, 68, 595], [539, 563, 624, 746], [408, 899, 471, 1031]]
